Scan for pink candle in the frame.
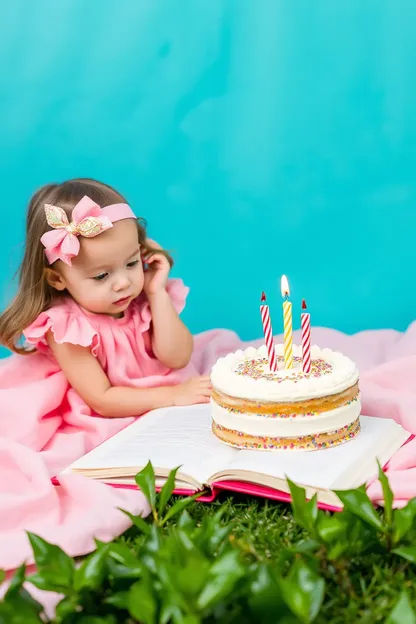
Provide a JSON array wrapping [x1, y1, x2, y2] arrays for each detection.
[[260, 292, 277, 372], [301, 299, 311, 373]]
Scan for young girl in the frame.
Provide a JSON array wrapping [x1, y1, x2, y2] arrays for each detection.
[[0, 177, 212, 426]]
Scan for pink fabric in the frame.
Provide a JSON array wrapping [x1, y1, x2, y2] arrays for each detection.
[[0, 279, 415, 573]]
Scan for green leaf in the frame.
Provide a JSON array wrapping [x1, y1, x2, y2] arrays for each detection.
[[393, 499, 416, 545], [378, 461, 394, 527], [386, 590, 416, 624], [206, 547, 243, 577], [108, 542, 140, 567], [120, 508, 151, 535], [1, 567, 44, 624], [334, 486, 383, 531], [26, 532, 75, 591], [193, 508, 232, 557], [279, 559, 325, 623], [158, 466, 180, 517], [26, 573, 61, 593], [18, 588, 43, 616], [293, 540, 321, 555], [177, 510, 195, 530], [0, 595, 44, 624], [77, 617, 118, 624], [74, 546, 109, 591], [148, 558, 188, 610], [175, 552, 211, 597], [0, 570, 5, 585], [197, 550, 245, 610], [143, 523, 161, 557], [175, 526, 198, 552], [0, 603, 15, 624], [5, 563, 26, 597], [317, 510, 378, 559], [161, 491, 204, 525], [106, 542, 142, 579], [392, 546, 416, 564], [317, 513, 347, 544], [107, 559, 142, 580], [159, 595, 185, 624], [5, 587, 43, 618], [248, 564, 286, 620], [135, 461, 157, 512], [177, 616, 202, 624], [128, 579, 157, 624], [104, 591, 130, 609], [55, 595, 80, 620], [287, 479, 318, 535], [326, 541, 351, 560]]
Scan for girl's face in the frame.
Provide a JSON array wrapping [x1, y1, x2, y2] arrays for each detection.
[[48, 219, 144, 316]]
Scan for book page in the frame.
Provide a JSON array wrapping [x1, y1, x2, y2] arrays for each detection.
[[65, 404, 237, 486], [216, 417, 408, 491]]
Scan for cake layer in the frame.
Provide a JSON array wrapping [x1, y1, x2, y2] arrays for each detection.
[[212, 418, 361, 451], [211, 393, 361, 437], [212, 383, 359, 416], [210, 344, 359, 402]]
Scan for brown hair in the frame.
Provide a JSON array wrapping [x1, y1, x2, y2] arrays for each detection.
[[0, 178, 173, 354]]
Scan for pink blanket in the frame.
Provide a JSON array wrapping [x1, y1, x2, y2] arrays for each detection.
[[1, 324, 416, 575]]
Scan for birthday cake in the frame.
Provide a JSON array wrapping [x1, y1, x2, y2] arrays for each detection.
[[210, 344, 361, 451]]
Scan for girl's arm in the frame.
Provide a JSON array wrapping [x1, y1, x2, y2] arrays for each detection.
[[47, 332, 210, 418], [142, 241, 193, 369], [148, 289, 193, 369]]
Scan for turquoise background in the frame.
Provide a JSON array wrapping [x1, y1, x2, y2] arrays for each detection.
[[0, 0, 415, 357]]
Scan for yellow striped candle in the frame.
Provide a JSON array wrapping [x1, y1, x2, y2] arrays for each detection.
[[281, 275, 293, 369]]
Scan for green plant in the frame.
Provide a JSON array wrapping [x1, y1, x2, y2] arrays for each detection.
[[0, 461, 416, 623], [287, 462, 416, 565]]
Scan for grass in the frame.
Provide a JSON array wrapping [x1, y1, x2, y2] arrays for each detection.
[[120, 492, 416, 623]]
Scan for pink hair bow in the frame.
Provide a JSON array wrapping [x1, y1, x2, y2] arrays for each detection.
[[40, 196, 113, 265]]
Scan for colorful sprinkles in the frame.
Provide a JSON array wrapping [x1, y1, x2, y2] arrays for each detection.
[[212, 418, 360, 451], [235, 356, 332, 383]]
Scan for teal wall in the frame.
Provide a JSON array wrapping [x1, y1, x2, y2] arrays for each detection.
[[0, 0, 415, 355]]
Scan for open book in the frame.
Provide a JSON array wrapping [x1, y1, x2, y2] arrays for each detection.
[[61, 404, 410, 510]]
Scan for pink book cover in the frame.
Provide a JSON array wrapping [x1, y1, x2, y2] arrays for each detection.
[[51, 435, 413, 514], [51, 476, 342, 512], [99, 480, 341, 512]]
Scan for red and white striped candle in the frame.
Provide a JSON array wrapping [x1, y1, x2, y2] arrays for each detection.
[[301, 299, 311, 373], [260, 292, 278, 372]]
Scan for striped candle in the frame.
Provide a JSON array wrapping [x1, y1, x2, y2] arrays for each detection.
[[301, 299, 311, 373], [260, 292, 277, 372], [281, 275, 293, 369]]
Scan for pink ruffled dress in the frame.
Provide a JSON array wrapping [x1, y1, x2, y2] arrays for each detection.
[[0, 278, 198, 470], [0, 278, 200, 569]]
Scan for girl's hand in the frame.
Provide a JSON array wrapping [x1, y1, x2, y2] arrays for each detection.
[[172, 376, 212, 405], [142, 239, 170, 296]]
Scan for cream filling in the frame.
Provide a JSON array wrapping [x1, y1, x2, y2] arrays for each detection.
[[211, 394, 361, 437]]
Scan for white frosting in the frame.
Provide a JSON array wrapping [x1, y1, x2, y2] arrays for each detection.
[[211, 394, 361, 437], [210, 343, 359, 402]]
